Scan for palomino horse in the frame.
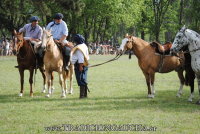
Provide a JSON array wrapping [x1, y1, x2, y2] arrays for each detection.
[[171, 26, 200, 104], [119, 36, 185, 98], [41, 29, 74, 98], [13, 30, 46, 97]]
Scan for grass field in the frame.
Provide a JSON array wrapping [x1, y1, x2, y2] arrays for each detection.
[[0, 55, 200, 134]]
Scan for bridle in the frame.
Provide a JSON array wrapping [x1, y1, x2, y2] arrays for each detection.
[[14, 36, 26, 59], [43, 33, 53, 50], [177, 29, 200, 54]]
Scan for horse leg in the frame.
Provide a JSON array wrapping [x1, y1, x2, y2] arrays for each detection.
[[144, 73, 153, 98], [29, 69, 34, 97], [51, 72, 55, 94], [59, 72, 66, 98], [188, 79, 194, 102], [176, 70, 185, 98], [68, 65, 74, 94], [39, 67, 47, 93], [18, 68, 24, 97], [196, 75, 200, 105], [150, 72, 155, 96], [45, 71, 52, 98], [63, 71, 67, 95]]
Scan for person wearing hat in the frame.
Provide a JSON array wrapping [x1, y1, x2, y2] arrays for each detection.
[[71, 34, 89, 98], [18, 16, 43, 67], [46, 13, 72, 71]]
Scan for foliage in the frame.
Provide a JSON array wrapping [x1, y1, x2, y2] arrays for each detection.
[[0, 0, 199, 43]]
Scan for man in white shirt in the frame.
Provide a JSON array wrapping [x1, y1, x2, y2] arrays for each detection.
[[71, 34, 89, 98], [46, 13, 73, 70]]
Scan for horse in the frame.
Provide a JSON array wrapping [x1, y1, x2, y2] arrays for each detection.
[[13, 30, 46, 97], [171, 25, 200, 104], [119, 35, 185, 98], [151, 41, 196, 101], [41, 29, 74, 98]]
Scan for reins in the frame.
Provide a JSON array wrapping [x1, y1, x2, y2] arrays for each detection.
[[183, 48, 200, 54], [88, 53, 123, 68]]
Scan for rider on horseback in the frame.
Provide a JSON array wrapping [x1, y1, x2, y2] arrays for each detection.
[[46, 13, 73, 71], [18, 16, 43, 67]]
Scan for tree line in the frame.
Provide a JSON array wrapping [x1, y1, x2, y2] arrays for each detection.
[[0, 0, 199, 44]]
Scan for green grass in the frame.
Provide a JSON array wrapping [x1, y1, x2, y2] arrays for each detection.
[[0, 55, 200, 134]]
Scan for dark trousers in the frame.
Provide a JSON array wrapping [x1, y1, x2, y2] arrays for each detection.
[[74, 63, 88, 86], [63, 46, 71, 67], [63, 46, 71, 56]]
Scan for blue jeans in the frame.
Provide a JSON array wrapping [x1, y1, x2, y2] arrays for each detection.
[[74, 63, 88, 86]]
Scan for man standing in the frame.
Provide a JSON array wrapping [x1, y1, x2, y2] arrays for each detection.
[[46, 13, 73, 70], [71, 34, 89, 98], [18, 16, 43, 67]]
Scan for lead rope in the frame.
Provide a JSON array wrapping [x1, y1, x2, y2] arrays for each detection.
[[88, 53, 122, 68]]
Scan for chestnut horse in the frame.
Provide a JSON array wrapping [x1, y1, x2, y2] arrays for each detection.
[[13, 30, 46, 97], [41, 29, 74, 98], [119, 36, 185, 98]]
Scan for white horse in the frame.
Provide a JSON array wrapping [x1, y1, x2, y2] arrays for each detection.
[[171, 25, 200, 105]]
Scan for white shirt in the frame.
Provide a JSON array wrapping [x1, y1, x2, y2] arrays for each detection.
[[71, 43, 89, 64], [46, 20, 68, 40], [71, 50, 85, 64], [19, 23, 42, 40]]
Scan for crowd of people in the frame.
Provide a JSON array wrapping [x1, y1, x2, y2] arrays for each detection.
[[0, 39, 120, 57], [88, 42, 119, 55], [0, 39, 14, 56]]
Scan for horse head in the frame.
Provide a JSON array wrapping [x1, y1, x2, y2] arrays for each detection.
[[119, 35, 133, 54], [171, 25, 189, 53], [41, 28, 54, 51], [13, 30, 25, 54]]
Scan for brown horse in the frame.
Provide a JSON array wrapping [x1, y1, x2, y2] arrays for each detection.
[[13, 30, 46, 97], [41, 29, 74, 98], [120, 36, 185, 98]]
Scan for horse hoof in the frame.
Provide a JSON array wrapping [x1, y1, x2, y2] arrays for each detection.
[[45, 94, 50, 98], [147, 94, 154, 98], [188, 98, 193, 102], [196, 100, 200, 105], [176, 94, 181, 98], [61, 95, 66, 98], [30, 93, 33, 97], [19, 93, 23, 97], [41, 90, 46, 93], [68, 90, 73, 94]]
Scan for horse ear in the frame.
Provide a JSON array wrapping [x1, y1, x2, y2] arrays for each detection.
[[19, 32, 23, 36], [180, 25, 187, 31]]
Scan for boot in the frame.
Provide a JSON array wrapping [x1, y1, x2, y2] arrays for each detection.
[[80, 86, 86, 99], [38, 55, 44, 68], [84, 85, 88, 98]]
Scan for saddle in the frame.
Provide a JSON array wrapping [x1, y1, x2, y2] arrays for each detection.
[[150, 41, 172, 55]]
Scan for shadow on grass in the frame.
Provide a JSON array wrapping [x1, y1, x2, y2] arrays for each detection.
[[0, 90, 199, 113]]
